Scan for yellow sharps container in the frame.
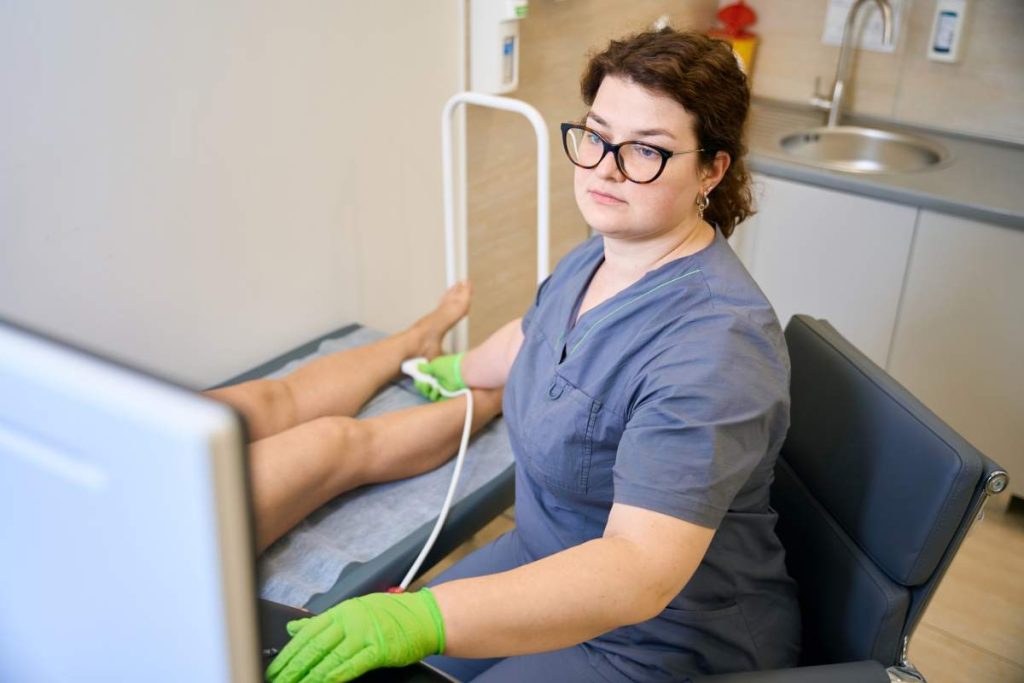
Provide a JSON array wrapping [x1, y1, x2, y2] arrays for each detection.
[[708, 1, 760, 78]]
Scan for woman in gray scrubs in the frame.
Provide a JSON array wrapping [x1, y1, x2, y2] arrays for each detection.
[[268, 28, 800, 683]]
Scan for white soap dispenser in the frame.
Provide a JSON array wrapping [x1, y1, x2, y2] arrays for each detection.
[[927, 0, 968, 63], [470, 0, 529, 94]]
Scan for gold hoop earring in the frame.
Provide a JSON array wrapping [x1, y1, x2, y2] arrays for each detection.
[[696, 190, 710, 222]]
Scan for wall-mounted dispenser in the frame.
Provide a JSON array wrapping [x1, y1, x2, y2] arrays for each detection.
[[470, 0, 528, 94], [927, 0, 968, 63]]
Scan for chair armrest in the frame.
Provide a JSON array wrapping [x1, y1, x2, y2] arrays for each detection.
[[692, 660, 890, 683]]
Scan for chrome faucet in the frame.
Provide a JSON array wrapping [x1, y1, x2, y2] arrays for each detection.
[[811, 0, 893, 127]]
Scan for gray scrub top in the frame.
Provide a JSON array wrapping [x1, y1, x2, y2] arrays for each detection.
[[503, 228, 801, 680]]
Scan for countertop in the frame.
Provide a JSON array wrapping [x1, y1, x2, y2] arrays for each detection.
[[745, 98, 1024, 230]]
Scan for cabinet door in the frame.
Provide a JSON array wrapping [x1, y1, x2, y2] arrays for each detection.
[[733, 175, 917, 367], [887, 211, 1024, 496]]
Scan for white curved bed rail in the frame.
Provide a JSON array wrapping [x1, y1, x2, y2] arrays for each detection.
[[441, 92, 550, 349]]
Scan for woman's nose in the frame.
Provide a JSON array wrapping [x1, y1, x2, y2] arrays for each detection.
[[594, 149, 625, 181]]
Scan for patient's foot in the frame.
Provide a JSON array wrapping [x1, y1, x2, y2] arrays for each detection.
[[409, 281, 471, 360]]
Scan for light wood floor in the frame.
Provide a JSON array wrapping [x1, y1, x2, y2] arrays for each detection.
[[413, 496, 1024, 681], [907, 496, 1024, 682]]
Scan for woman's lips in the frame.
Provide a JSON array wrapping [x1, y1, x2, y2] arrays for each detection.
[[588, 189, 626, 205]]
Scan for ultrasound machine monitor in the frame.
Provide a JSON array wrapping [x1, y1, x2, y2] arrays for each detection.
[[0, 318, 262, 682]]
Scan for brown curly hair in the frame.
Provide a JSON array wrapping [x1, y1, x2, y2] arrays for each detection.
[[580, 28, 753, 237]]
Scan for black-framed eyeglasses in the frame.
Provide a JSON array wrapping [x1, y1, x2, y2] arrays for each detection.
[[560, 123, 704, 184]]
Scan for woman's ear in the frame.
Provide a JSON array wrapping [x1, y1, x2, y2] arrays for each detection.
[[702, 151, 731, 192]]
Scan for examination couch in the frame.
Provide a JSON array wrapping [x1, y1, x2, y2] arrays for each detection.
[[213, 324, 516, 614], [695, 315, 1009, 683]]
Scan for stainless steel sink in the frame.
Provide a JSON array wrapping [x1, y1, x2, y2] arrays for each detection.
[[779, 126, 949, 173]]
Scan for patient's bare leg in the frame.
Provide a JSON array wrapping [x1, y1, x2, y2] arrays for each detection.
[[206, 282, 471, 441], [249, 387, 504, 553]]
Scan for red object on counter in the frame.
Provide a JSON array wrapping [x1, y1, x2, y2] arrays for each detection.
[[708, 1, 760, 76], [714, 0, 758, 38]]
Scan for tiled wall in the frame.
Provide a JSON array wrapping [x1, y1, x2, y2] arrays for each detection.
[[744, 0, 1024, 143]]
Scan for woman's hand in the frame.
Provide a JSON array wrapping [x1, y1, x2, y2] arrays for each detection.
[[414, 353, 466, 401], [266, 589, 445, 683], [414, 318, 524, 397]]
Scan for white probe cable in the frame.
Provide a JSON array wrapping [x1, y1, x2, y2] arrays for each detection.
[[396, 357, 474, 591]]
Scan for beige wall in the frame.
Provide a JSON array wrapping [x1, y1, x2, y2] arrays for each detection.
[[466, 0, 717, 343], [745, 0, 1024, 143], [0, 1, 462, 387]]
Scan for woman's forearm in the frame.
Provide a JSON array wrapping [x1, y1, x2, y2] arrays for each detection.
[[459, 318, 524, 388], [430, 536, 669, 658]]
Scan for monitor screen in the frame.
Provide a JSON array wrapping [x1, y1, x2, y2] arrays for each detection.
[[0, 319, 261, 682]]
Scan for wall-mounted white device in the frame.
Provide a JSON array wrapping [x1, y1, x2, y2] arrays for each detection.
[[470, 0, 528, 94], [927, 0, 968, 63]]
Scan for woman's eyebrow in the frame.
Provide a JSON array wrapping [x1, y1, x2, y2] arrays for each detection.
[[586, 111, 676, 140], [634, 127, 676, 141], [585, 111, 609, 127]]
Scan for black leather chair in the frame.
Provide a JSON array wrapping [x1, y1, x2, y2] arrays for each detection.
[[697, 316, 1008, 683]]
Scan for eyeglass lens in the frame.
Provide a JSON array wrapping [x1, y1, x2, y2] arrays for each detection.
[[564, 127, 664, 183]]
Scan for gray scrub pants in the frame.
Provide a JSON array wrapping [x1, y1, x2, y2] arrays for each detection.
[[425, 531, 667, 683]]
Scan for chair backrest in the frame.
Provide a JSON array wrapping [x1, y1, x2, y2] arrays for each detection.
[[773, 316, 1008, 668]]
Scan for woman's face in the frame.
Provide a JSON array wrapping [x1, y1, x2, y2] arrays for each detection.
[[573, 75, 712, 241]]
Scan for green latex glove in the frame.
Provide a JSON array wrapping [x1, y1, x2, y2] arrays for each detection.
[[414, 352, 466, 402], [265, 588, 445, 683]]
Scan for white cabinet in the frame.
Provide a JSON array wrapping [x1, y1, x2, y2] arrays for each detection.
[[729, 175, 1022, 498], [731, 175, 918, 367], [887, 211, 1024, 497]]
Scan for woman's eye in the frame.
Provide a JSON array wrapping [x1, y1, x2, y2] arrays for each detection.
[[585, 132, 602, 145], [635, 145, 659, 159]]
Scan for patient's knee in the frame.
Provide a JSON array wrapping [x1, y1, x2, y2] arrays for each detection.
[[253, 379, 299, 435], [308, 415, 377, 484]]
